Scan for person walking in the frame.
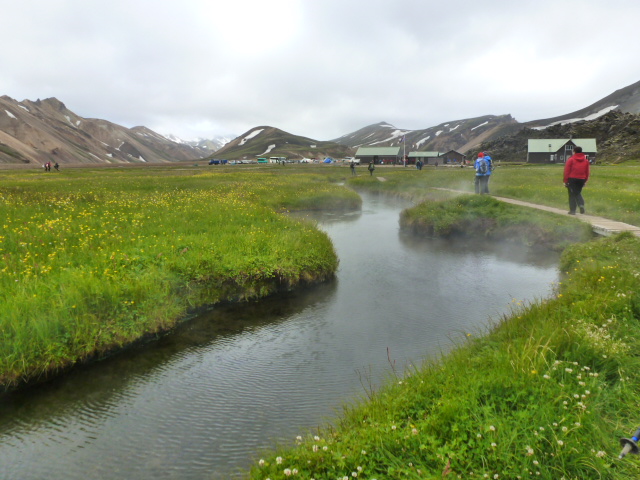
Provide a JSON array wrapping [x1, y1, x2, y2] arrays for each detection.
[[368, 161, 375, 176], [474, 152, 490, 194], [483, 153, 493, 193], [563, 146, 590, 215], [350, 160, 356, 176]]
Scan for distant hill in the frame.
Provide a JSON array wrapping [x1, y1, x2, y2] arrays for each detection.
[[5, 78, 640, 166], [164, 134, 234, 153], [212, 126, 353, 161], [525, 79, 640, 129], [0, 96, 208, 165], [477, 110, 640, 163], [331, 115, 520, 154]]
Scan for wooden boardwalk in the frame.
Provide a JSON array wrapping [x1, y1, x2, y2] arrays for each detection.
[[432, 188, 640, 238]]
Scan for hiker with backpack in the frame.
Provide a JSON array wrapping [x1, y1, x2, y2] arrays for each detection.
[[474, 152, 490, 194], [368, 161, 375, 176]]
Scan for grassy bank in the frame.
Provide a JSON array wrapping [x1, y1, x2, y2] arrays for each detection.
[[249, 231, 640, 479], [349, 163, 640, 226], [0, 165, 360, 390], [247, 163, 640, 479], [400, 194, 593, 251]]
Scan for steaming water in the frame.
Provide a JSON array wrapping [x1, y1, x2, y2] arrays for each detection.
[[0, 193, 559, 479]]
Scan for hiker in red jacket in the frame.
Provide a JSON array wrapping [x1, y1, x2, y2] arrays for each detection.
[[563, 146, 590, 215]]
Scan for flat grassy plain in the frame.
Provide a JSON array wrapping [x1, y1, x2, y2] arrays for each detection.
[[350, 163, 640, 226], [0, 164, 359, 389], [4, 162, 640, 478], [248, 163, 640, 479]]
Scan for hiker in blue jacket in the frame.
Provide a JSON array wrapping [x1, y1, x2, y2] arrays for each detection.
[[483, 153, 493, 194], [474, 152, 490, 194]]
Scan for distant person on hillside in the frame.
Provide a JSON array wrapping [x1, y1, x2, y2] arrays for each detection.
[[54, 162, 59, 171], [350, 160, 356, 176], [368, 161, 375, 176], [474, 152, 490, 194], [563, 146, 590, 215]]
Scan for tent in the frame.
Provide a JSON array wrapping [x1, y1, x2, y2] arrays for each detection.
[[323, 157, 333, 163]]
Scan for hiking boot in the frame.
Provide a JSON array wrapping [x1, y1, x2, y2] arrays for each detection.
[[579, 207, 585, 214], [568, 211, 576, 215]]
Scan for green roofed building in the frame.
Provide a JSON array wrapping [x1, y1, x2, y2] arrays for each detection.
[[354, 147, 401, 164], [527, 138, 597, 164]]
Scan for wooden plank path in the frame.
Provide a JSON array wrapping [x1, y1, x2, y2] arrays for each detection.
[[432, 188, 640, 238]]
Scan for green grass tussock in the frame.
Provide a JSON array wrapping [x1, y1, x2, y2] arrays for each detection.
[[0, 167, 356, 389], [249, 233, 640, 479], [400, 195, 594, 250]]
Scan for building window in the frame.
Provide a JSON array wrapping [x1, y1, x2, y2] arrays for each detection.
[[565, 144, 574, 152]]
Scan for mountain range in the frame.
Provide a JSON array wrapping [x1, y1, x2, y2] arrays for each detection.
[[2, 79, 640, 165]]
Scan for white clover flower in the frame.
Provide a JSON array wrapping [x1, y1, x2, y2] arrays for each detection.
[[276, 457, 283, 465], [361, 450, 367, 455], [412, 428, 419, 435], [526, 446, 534, 456], [596, 450, 606, 458], [259, 459, 265, 467], [543, 374, 550, 379], [323, 446, 328, 451], [283, 468, 292, 476], [489, 425, 496, 431], [293, 469, 298, 475], [314, 435, 320, 441], [312, 445, 319, 452], [533, 460, 539, 465], [557, 440, 564, 446], [296, 436, 302, 442], [562, 426, 568, 432], [491, 442, 497, 448]]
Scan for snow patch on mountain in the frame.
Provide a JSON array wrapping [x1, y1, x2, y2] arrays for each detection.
[[471, 121, 489, 131], [240, 129, 264, 145], [532, 105, 619, 130], [261, 144, 276, 155]]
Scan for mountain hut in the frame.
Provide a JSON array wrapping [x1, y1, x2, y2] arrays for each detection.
[[527, 139, 597, 164]]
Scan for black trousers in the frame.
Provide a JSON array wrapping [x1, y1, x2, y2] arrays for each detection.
[[475, 175, 489, 194], [567, 178, 586, 213]]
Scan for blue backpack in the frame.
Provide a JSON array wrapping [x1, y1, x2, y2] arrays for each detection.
[[477, 158, 488, 175]]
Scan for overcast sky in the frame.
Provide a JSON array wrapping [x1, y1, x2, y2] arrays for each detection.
[[3, 0, 640, 141]]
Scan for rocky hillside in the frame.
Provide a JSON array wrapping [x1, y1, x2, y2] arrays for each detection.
[[476, 110, 640, 163], [212, 126, 353, 161], [332, 115, 520, 153], [0, 96, 208, 165], [525, 79, 640, 129]]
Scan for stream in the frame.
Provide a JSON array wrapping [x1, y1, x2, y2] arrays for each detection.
[[0, 193, 560, 479]]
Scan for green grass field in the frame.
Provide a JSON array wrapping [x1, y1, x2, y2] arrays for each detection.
[[0, 165, 359, 389], [248, 163, 640, 479], [4, 162, 640, 478]]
